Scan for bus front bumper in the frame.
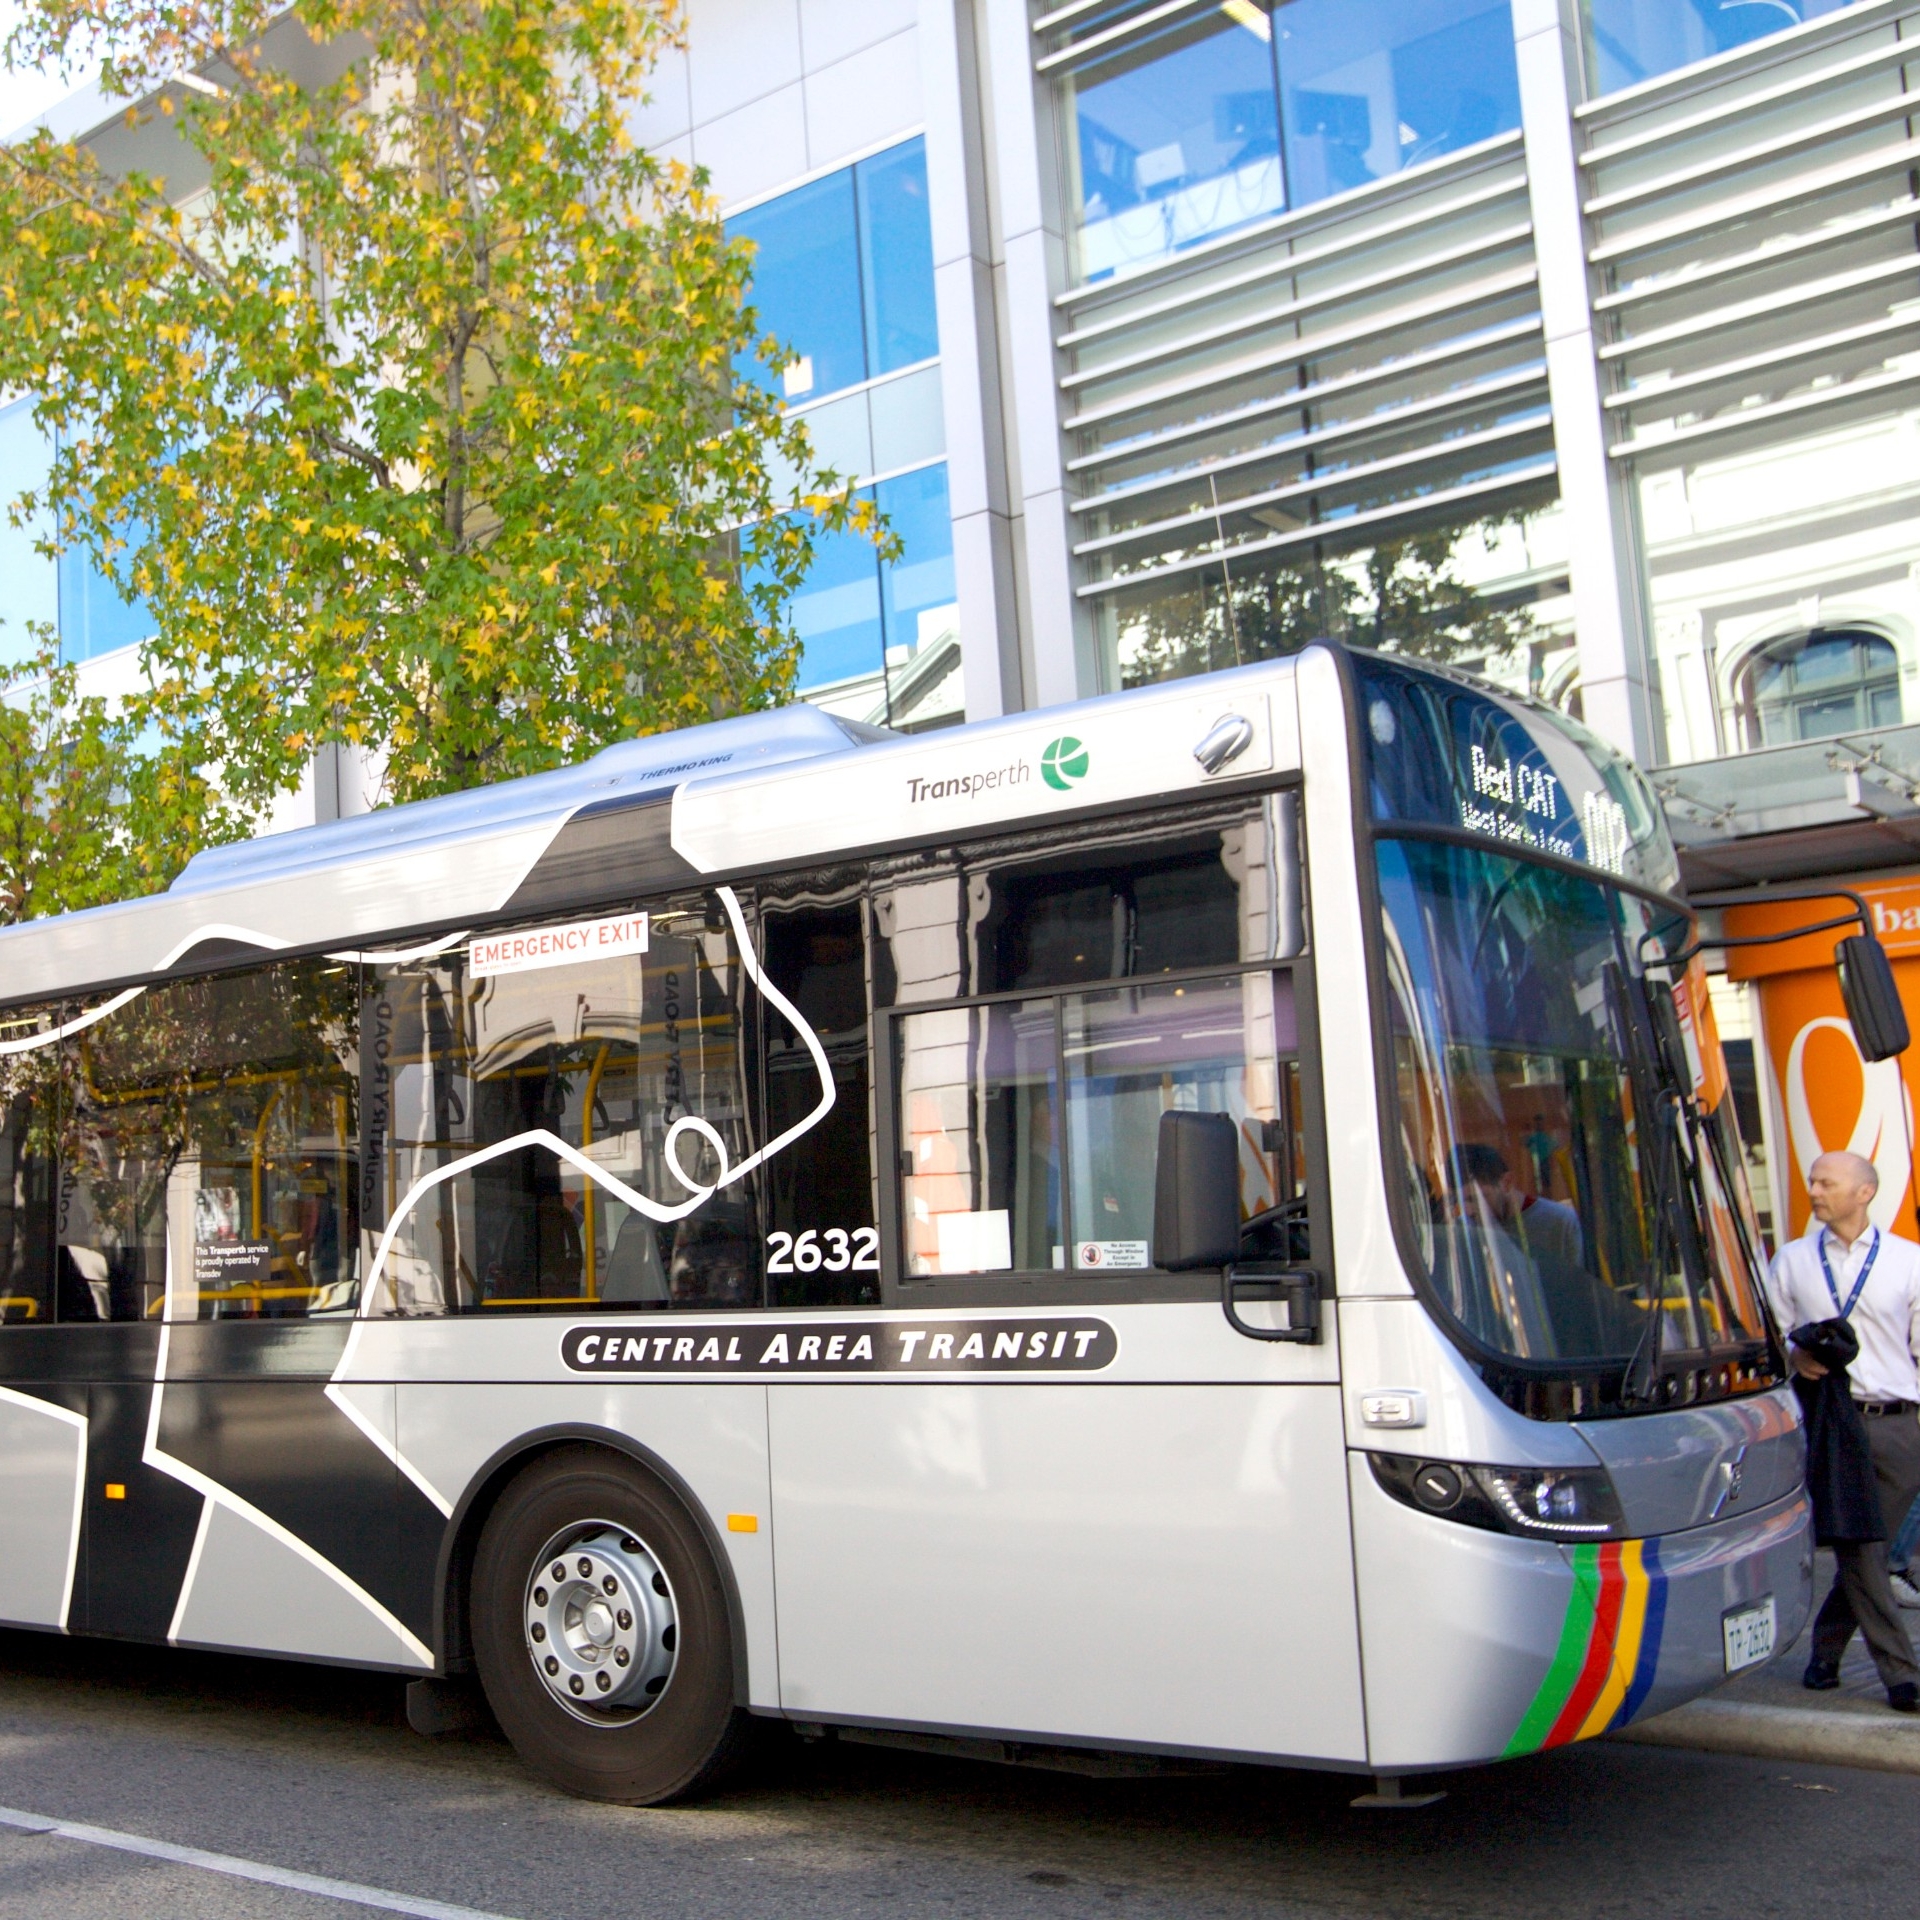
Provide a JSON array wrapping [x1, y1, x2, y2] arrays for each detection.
[[1351, 1453, 1813, 1771], [1503, 1489, 1814, 1754]]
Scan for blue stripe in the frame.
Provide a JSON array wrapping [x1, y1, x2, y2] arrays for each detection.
[[1615, 1537, 1667, 1726]]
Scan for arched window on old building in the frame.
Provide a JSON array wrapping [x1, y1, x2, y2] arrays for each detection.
[[1736, 628, 1904, 749]]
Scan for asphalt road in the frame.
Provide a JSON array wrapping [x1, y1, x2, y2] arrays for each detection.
[[0, 1626, 1913, 1920]]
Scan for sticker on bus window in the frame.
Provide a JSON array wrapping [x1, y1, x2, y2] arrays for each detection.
[[561, 1316, 1118, 1376], [470, 911, 650, 978], [194, 1240, 272, 1289], [1076, 1240, 1149, 1269]]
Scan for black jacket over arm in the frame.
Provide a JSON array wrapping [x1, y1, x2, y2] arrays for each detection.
[[1791, 1316, 1884, 1545]]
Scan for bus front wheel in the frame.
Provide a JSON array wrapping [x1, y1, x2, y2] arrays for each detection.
[[471, 1445, 749, 1803]]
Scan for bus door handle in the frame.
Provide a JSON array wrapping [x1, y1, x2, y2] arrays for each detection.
[[1222, 1267, 1321, 1344]]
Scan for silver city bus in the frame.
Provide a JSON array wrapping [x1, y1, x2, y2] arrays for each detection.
[[0, 643, 1821, 1802]]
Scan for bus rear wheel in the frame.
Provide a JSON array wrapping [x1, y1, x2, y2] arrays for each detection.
[[472, 1446, 749, 1804]]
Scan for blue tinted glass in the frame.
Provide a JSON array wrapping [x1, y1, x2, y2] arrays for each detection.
[[856, 138, 938, 376], [877, 464, 955, 658], [1068, 7, 1284, 282], [0, 399, 58, 669], [58, 544, 150, 662], [1275, 0, 1519, 208], [732, 171, 867, 405], [1583, 0, 1858, 95], [777, 508, 885, 691]]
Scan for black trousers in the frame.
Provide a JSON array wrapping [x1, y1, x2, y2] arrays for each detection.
[[1812, 1409, 1920, 1688]]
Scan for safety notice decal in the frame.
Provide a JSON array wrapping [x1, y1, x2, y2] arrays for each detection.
[[561, 1317, 1118, 1375], [471, 910, 649, 977]]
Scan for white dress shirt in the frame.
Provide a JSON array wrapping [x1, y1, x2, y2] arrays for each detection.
[[1766, 1223, 1920, 1404]]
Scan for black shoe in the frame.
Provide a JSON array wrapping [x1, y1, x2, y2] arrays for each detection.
[[1804, 1661, 1841, 1691], [1888, 1682, 1918, 1713]]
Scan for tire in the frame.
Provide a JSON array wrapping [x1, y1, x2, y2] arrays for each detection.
[[471, 1445, 750, 1804]]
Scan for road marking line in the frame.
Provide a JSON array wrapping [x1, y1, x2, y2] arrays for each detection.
[[0, 1804, 523, 1920]]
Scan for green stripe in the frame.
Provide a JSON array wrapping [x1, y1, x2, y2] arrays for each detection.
[[1503, 1543, 1599, 1758]]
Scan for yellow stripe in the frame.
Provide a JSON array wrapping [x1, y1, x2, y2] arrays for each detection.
[[1577, 1539, 1648, 1740]]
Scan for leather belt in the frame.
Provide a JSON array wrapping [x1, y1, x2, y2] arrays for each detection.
[[1855, 1399, 1918, 1416]]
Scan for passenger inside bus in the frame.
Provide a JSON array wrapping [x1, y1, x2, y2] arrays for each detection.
[[1439, 1141, 1642, 1359]]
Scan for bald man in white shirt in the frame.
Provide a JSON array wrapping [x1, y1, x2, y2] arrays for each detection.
[[1766, 1150, 1920, 1710]]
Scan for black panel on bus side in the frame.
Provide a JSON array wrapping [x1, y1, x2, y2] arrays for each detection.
[[0, 1323, 158, 1383], [500, 791, 700, 917], [156, 1323, 442, 1646], [85, 1384, 207, 1641], [0, 1327, 200, 1640], [164, 1321, 356, 1380]]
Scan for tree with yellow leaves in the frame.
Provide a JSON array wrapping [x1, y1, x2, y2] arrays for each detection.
[[0, 0, 870, 860]]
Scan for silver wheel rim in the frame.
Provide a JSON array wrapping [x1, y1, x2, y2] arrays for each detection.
[[523, 1520, 677, 1725]]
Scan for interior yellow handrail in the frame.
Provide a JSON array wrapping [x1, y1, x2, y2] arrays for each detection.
[[580, 1042, 611, 1300]]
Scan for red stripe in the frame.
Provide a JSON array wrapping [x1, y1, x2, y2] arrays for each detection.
[[1543, 1544, 1624, 1749]]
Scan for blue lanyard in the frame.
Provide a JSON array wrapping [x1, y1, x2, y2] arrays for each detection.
[[1819, 1226, 1880, 1320]]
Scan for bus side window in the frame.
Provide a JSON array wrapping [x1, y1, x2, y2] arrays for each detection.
[[61, 959, 363, 1322], [367, 893, 762, 1315], [0, 1008, 60, 1325], [881, 803, 1311, 1284], [894, 970, 1303, 1279], [758, 891, 878, 1308], [1241, 989, 1312, 1268]]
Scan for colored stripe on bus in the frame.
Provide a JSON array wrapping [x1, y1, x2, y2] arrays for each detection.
[[1613, 1537, 1668, 1728], [1576, 1539, 1646, 1741], [1544, 1543, 1626, 1748], [1505, 1539, 1669, 1756], [1503, 1543, 1600, 1758]]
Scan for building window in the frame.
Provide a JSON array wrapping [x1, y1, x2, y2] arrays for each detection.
[[0, 398, 57, 670], [1101, 494, 1564, 694], [0, 399, 151, 668], [731, 137, 937, 407], [1582, 0, 1863, 98], [1737, 628, 1903, 748], [748, 462, 958, 726], [1053, 0, 1521, 284], [57, 543, 151, 663], [1065, 7, 1285, 286]]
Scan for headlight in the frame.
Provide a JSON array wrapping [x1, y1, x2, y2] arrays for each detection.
[[1473, 1465, 1625, 1537], [1370, 1454, 1627, 1539]]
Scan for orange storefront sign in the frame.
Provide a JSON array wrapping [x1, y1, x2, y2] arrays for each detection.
[[1726, 878, 1920, 1241]]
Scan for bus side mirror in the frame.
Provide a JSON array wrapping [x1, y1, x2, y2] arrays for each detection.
[[1152, 1110, 1241, 1271], [1838, 934, 1910, 1062]]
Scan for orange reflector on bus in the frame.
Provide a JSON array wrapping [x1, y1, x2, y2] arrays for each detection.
[[727, 1513, 759, 1533], [104, 1484, 126, 1500]]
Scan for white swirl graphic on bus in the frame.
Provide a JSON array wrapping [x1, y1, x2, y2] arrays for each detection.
[[359, 885, 834, 1314]]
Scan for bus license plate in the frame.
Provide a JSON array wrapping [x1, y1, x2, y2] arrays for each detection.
[[1722, 1597, 1776, 1674]]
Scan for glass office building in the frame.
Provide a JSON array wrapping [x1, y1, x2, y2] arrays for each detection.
[[5, 0, 1916, 1221], [480, 0, 1920, 1243], [730, 136, 960, 726]]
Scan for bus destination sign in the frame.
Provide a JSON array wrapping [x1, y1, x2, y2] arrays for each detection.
[[561, 1316, 1118, 1376], [1354, 654, 1677, 893]]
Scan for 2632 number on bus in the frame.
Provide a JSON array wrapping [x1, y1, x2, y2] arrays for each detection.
[[765, 1228, 880, 1275]]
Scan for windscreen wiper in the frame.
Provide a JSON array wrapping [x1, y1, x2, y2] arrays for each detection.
[[1618, 1089, 1688, 1407], [1610, 960, 1713, 1407]]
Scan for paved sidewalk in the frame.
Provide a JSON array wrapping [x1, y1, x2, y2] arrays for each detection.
[[1615, 1548, 1920, 1772]]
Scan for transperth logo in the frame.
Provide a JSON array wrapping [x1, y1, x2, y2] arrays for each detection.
[[903, 734, 1094, 805], [1040, 736, 1089, 791]]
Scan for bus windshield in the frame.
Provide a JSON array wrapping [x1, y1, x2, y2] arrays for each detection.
[[1376, 835, 1774, 1410]]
